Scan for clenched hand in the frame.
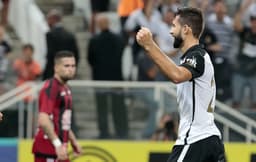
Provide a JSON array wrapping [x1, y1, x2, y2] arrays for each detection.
[[136, 27, 154, 50]]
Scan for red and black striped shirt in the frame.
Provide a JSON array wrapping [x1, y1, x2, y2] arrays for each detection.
[[32, 78, 73, 157]]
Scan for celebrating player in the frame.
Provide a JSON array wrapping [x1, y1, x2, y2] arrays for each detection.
[[136, 7, 225, 162]]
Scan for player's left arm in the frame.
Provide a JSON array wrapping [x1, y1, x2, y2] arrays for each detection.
[[69, 130, 82, 155]]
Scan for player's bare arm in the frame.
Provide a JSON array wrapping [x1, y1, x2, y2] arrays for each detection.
[[38, 112, 58, 140], [69, 130, 82, 155], [136, 27, 192, 83], [38, 112, 68, 160]]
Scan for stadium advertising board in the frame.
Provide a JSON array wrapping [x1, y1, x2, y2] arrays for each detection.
[[19, 140, 256, 162], [0, 138, 17, 162]]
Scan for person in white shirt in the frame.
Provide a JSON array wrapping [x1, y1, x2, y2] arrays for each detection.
[[125, 0, 161, 65], [232, 0, 256, 109], [136, 7, 225, 162]]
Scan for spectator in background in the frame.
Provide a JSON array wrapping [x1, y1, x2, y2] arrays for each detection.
[[0, 0, 9, 26], [136, 16, 178, 133], [151, 113, 177, 141], [0, 24, 11, 95], [125, 0, 161, 66], [117, 0, 144, 43], [13, 44, 41, 103], [90, 0, 109, 34], [155, 8, 179, 81], [156, 0, 181, 14], [241, 0, 256, 27], [200, 26, 222, 62], [87, 14, 128, 139], [155, 9, 179, 115], [232, 0, 256, 109], [200, 26, 226, 102], [136, 48, 159, 138], [43, 9, 79, 80], [207, 0, 234, 102], [188, 0, 213, 16], [189, 0, 219, 61], [135, 9, 178, 138]]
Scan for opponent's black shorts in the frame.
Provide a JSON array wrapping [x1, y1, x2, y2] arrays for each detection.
[[167, 135, 226, 162]]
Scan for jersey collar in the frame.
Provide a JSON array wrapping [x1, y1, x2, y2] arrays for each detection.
[[180, 44, 201, 59]]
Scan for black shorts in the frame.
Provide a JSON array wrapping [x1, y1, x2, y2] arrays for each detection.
[[167, 135, 226, 162]]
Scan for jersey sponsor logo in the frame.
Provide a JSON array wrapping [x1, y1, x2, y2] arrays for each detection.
[[62, 110, 71, 130], [181, 57, 197, 68], [60, 91, 66, 96], [49, 114, 53, 120]]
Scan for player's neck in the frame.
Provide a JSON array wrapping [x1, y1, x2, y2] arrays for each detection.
[[181, 37, 199, 53], [54, 75, 66, 85]]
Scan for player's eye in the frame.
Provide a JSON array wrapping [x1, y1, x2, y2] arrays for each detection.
[[64, 64, 76, 68]]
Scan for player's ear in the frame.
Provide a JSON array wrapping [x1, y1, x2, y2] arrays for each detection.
[[183, 24, 191, 35], [54, 64, 59, 73]]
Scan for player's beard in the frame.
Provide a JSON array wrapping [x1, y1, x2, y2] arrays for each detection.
[[173, 32, 183, 48], [60, 75, 74, 83]]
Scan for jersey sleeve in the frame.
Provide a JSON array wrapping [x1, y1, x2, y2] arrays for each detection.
[[179, 52, 205, 79], [39, 81, 58, 114]]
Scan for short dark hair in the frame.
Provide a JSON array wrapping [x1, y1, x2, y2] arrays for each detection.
[[213, 0, 224, 5], [54, 50, 75, 65], [175, 7, 204, 39], [22, 44, 34, 52], [47, 8, 62, 21]]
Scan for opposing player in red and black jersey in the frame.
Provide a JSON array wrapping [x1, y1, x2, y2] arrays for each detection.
[[32, 51, 82, 162]]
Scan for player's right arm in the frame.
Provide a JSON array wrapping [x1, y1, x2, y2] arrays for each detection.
[[38, 112, 57, 140], [38, 112, 68, 160], [136, 27, 192, 83], [38, 81, 68, 160]]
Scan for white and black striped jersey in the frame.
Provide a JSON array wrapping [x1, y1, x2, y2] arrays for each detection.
[[175, 45, 221, 145]]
